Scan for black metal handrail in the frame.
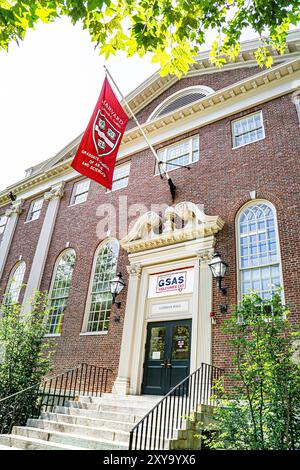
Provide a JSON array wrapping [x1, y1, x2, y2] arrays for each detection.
[[0, 363, 112, 434], [129, 363, 224, 450]]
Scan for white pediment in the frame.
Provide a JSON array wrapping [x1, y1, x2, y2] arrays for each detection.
[[121, 201, 224, 253]]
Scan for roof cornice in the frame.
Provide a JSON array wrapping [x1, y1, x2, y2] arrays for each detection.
[[1, 57, 300, 207], [124, 29, 300, 114]]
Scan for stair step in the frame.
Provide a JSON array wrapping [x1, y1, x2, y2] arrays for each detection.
[[0, 434, 88, 450], [41, 412, 134, 432], [27, 418, 130, 443], [54, 405, 143, 423], [67, 401, 155, 414], [12, 426, 128, 450], [0, 444, 21, 450]]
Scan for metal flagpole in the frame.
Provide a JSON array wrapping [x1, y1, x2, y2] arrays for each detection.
[[103, 65, 170, 182]]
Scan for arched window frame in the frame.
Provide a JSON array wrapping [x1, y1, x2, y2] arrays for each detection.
[[3, 261, 26, 306], [147, 85, 214, 122], [81, 238, 119, 335], [236, 200, 284, 301], [46, 248, 76, 336]]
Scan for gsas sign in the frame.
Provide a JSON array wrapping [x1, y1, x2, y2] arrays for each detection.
[[148, 268, 194, 298]]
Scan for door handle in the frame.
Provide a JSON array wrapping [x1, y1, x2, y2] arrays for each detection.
[[161, 358, 172, 368]]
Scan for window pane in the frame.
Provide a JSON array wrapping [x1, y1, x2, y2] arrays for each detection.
[[27, 198, 43, 221], [110, 163, 130, 191], [47, 250, 76, 335], [71, 179, 90, 205], [239, 203, 281, 299], [86, 240, 119, 332], [233, 113, 263, 147], [4, 262, 26, 305], [156, 137, 199, 174]]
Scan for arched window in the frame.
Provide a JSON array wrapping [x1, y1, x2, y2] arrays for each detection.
[[83, 239, 119, 333], [4, 261, 26, 305], [237, 202, 282, 299], [47, 249, 76, 335], [147, 85, 214, 121]]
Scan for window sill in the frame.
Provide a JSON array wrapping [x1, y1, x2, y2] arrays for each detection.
[[44, 333, 61, 338], [24, 218, 40, 224], [79, 331, 108, 336], [68, 200, 88, 208]]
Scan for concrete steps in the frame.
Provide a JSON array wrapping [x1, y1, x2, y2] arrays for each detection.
[[0, 394, 161, 450]]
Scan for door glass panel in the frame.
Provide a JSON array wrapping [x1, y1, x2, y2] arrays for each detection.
[[148, 327, 166, 360], [172, 325, 190, 360]]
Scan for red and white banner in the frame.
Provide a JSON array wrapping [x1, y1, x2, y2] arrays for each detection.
[[71, 78, 129, 189]]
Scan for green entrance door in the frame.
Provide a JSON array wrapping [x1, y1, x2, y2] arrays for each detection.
[[142, 319, 192, 395]]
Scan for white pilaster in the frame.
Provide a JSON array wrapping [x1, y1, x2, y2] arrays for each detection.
[[196, 250, 214, 366], [22, 183, 64, 312], [113, 263, 142, 395], [0, 200, 23, 280]]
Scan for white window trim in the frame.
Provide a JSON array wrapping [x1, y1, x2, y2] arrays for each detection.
[[0, 214, 8, 243], [69, 179, 90, 207], [4, 261, 26, 305], [46, 248, 76, 336], [154, 135, 199, 176], [147, 85, 214, 122], [106, 162, 131, 193], [294, 96, 300, 125], [231, 110, 265, 150], [81, 237, 119, 334], [236, 199, 284, 303], [26, 198, 43, 222]]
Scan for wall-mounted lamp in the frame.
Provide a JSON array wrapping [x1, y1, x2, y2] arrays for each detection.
[[110, 272, 126, 309], [208, 252, 228, 296]]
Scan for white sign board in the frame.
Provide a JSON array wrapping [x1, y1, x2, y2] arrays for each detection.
[[148, 268, 194, 298], [150, 300, 190, 317]]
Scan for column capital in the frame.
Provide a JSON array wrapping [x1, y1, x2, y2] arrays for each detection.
[[44, 182, 65, 201], [5, 200, 23, 217], [196, 248, 215, 263], [126, 263, 142, 279]]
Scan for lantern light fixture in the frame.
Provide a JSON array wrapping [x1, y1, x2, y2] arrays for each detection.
[[208, 252, 228, 296], [110, 272, 126, 308]]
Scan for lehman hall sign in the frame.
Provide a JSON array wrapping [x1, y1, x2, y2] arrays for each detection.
[[148, 268, 194, 298]]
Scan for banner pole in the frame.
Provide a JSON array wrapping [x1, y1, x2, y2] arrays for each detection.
[[103, 65, 169, 180]]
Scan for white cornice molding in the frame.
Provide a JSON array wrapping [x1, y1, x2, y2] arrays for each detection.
[[124, 29, 300, 114], [1, 57, 300, 207]]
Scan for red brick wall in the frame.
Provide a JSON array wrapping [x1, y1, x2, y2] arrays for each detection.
[[0, 196, 47, 304], [126, 65, 263, 130], [1, 65, 300, 389]]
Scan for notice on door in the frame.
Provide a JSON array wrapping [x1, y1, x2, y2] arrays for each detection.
[[148, 268, 194, 298]]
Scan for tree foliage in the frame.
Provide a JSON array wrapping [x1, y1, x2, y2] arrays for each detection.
[[0, 292, 54, 432], [205, 290, 300, 450], [0, 1, 300, 76]]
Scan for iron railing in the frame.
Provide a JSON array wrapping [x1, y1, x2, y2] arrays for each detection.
[[129, 363, 223, 450], [0, 363, 112, 434]]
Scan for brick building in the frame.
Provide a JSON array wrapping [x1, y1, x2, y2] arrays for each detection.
[[1, 31, 300, 398]]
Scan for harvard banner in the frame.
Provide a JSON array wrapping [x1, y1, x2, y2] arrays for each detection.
[[71, 78, 129, 189]]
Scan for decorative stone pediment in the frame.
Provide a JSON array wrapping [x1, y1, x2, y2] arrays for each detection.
[[121, 201, 224, 253]]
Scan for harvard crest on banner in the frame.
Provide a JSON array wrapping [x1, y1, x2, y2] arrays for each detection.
[[71, 77, 128, 189]]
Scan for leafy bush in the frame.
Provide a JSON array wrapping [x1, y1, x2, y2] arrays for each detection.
[[0, 292, 54, 432], [205, 290, 300, 450]]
